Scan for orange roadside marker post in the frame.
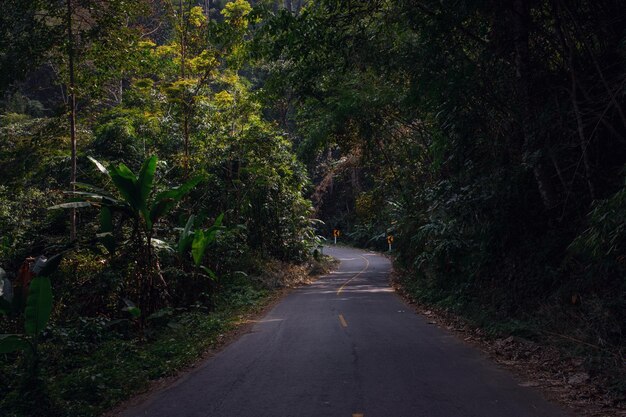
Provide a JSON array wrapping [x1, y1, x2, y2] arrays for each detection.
[[387, 235, 394, 252], [332, 229, 340, 244]]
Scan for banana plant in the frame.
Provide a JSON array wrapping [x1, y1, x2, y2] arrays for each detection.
[[50, 156, 201, 251], [177, 213, 225, 283], [49, 156, 201, 315], [0, 254, 61, 355], [178, 213, 224, 268], [0, 267, 11, 316]]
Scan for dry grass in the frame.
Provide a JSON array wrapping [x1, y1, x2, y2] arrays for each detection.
[[254, 255, 338, 288]]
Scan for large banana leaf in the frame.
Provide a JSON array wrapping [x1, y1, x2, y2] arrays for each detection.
[[88, 156, 108, 174], [191, 223, 222, 266], [48, 202, 94, 210], [137, 156, 157, 209], [183, 213, 224, 264], [65, 191, 121, 206], [149, 176, 202, 225], [37, 253, 64, 277], [151, 238, 174, 252], [191, 230, 210, 266], [24, 277, 53, 336], [178, 215, 196, 254], [109, 163, 141, 213], [99, 207, 116, 253], [0, 334, 30, 353], [73, 181, 115, 197]]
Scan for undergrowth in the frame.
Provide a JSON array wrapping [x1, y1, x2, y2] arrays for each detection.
[[0, 256, 333, 417]]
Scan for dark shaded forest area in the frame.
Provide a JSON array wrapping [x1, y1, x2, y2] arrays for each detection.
[[254, 0, 626, 407], [0, 0, 624, 416]]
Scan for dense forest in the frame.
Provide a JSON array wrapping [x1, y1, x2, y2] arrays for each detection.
[[0, 0, 624, 416]]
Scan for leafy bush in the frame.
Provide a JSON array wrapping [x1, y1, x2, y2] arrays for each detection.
[[91, 109, 161, 171], [0, 186, 64, 268], [567, 180, 626, 346]]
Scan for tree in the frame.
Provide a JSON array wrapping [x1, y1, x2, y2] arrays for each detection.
[[0, 1, 62, 93], [56, 0, 145, 239]]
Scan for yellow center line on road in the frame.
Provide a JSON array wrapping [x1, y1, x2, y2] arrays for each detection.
[[336, 255, 370, 295], [338, 314, 348, 328]]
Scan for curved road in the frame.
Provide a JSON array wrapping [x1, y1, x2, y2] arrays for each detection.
[[121, 246, 571, 417]]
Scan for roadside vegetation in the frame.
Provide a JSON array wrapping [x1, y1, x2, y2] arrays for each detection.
[[0, 2, 323, 416], [1, 0, 624, 415]]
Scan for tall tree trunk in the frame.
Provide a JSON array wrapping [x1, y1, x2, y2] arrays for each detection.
[[512, 0, 559, 209], [179, 0, 190, 175], [570, 63, 596, 200], [284, 0, 292, 13], [552, 0, 595, 200], [67, 0, 77, 240], [205, 0, 212, 20], [558, 0, 626, 130], [179, 0, 186, 81]]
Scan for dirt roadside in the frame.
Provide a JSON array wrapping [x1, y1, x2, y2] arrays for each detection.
[[390, 270, 626, 417]]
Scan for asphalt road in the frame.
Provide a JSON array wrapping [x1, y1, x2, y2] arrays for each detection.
[[120, 246, 571, 417]]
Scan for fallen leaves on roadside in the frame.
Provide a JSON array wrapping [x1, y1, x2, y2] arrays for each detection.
[[389, 270, 626, 417]]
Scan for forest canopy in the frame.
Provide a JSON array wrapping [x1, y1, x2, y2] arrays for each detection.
[[0, 0, 625, 415]]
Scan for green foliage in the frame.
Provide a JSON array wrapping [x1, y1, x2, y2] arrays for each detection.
[[0, 1, 62, 92], [0, 1, 320, 414], [0, 334, 30, 354], [222, 0, 253, 26], [566, 180, 626, 347], [191, 230, 213, 267], [0, 115, 68, 190], [91, 109, 160, 169], [177, 215, 196, 255], [2, 93, 44, 117], [190, 214, 224, 267], [149, 177, 203, 228], [0, 264, 285, 417], [0, 186, 63, 264], [54, 156, 200, 235], [570, 180, 626, 260], [0, 252, 61, 351], [24, 277, 53, 336]]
